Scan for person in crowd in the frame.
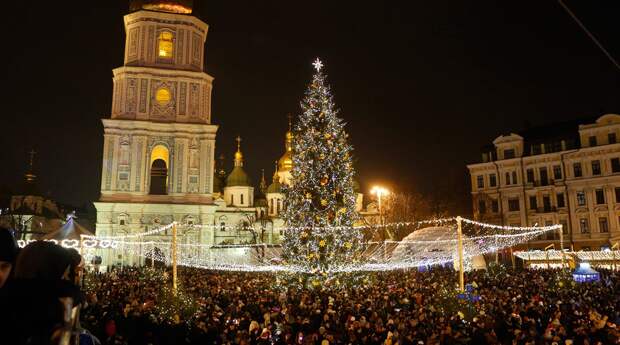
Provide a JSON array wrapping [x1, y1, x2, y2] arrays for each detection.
[[3, 241, 84, 345], [0, 227, 18, 289]]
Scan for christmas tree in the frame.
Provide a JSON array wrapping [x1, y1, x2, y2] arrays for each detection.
[[282, 58, 362, 274]]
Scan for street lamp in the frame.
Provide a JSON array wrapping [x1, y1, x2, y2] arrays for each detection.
[[371, 186, 389, 222], [371, 186, 390, 258]]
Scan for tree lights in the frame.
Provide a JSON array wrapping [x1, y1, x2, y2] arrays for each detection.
[[281, 58, 363, 274]]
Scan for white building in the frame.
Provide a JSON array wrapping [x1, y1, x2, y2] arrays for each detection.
[[467, 114, 620, 251]]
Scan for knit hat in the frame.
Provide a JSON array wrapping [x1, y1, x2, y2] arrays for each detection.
[[0, 228, 18, 263]]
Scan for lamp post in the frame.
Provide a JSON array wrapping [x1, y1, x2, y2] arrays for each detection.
[[456, 216, 465, 293], [371, 186, 390, 259], [172, 222, 178, 295], [612, 242, 619, 271]]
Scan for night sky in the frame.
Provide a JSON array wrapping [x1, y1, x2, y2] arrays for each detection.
[[3, 1, 619, 215]]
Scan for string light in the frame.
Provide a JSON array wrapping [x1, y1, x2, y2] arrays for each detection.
[[515, 250, 620, 262], [20, 217, 590, 273]]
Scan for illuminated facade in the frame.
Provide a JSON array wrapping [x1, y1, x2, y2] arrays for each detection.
[[467, 114, 620, 251], [95, 3, 220, 266]]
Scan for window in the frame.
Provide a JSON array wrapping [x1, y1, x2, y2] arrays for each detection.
[[612, 158, 620, 173], [158, 31, 174, 58], [504, 149, 515, 159], [231, 194, 234, 205], [599, 217, 609, 233], [557, 193, 565, 208], [478, 200, 486, 214], [576, 191, 586, 206], [529, 196, 538, 210], [543, 195, 551, 212], [616, 187, 620, 203], [573, 163, 582, 177], [589, 136, 597, 147], [596, 189, 605, 204], [220, 222, 226, 231], [119, 219, 125, 226], [512, 171, 518, 185], [526, 169, 534, 183], [491, 199, 499, 213], [270, 199, 274, 214], [553, 165, 562, 180], [539, 167, 548, 185], [277, 199, 282, 213], [609, 132, 617, 144], [508, 198, 520, 212], [476, 175, 484, 189], [240, 194, 244, 205], [532, 144, 542, 155], [505, 172, 511, 185], [592, 160, 601, 175], [489, 174, 497, 187], [580, 218, 589, 233], [118, 172, 129, 181], [560, 219, 569, 235]]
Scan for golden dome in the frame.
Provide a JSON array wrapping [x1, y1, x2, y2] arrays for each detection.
[[130, 0, 193, 14], [234, 136, 244, 167], [278, 116, 294, 171], [278, 152, 292, 171]]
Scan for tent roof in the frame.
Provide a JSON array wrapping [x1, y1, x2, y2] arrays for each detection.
[[573, 263, 600, 275], [42, 217, 94, 241]]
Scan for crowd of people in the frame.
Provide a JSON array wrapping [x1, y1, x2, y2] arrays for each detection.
[[78, 266, 620, 345], [1, 227, 619, 345]]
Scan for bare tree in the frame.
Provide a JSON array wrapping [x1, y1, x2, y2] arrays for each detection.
[[380, 192, 433, 241], [241, 212, 273, 263]]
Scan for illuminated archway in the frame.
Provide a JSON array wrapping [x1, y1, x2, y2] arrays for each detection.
[[149, 145, 169, 195]]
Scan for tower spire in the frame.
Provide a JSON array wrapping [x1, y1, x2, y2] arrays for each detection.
[[234, 136, 243, 167], [259, 168, 267, 194], [273, 160, 279, 182], [217, 153, 226, 178], [288, 113, 292, 132], [25, 149, 37, 183]]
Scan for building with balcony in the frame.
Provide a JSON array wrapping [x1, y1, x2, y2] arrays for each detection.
[[467, 114, 620, 250]]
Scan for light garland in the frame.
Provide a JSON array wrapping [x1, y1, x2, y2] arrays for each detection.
[[82, 222, 176, 239], [515, 250, 620, 262], [19, 217, 583, 273]]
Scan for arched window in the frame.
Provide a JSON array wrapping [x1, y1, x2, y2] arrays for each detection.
[[149, 145, 169, 195], [158, 31, 174, 58], [219, 216, 227, 232], [150, 159, 168, 195], [270, 199, 274, 214], [118, 213, 129, 226]]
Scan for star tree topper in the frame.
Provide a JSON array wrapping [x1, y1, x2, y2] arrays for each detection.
[[312, 57, 323, 72]]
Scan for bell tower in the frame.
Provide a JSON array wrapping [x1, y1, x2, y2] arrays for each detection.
[[95, 0, 218, 266]]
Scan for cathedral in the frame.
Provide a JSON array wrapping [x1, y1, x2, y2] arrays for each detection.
[[94, 0, 372, 266]]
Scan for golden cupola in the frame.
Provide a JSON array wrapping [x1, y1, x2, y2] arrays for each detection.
[[277, 115, 294, 172], [226, 136, 251, 187]]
